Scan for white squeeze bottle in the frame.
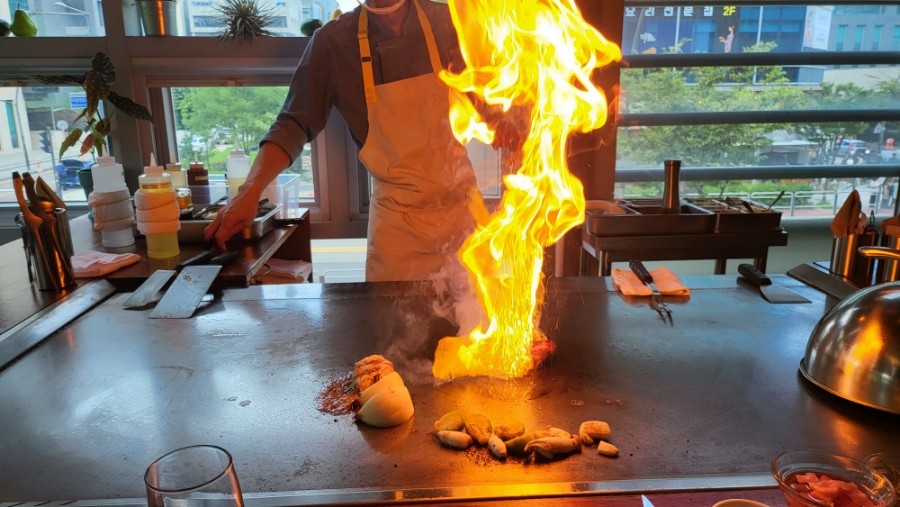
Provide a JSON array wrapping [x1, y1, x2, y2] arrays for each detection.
[[226, 149, 250, 199], [91, 155, 135, 247], [139, 157, 180, 258]]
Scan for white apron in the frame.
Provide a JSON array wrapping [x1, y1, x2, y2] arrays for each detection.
[[357, 0, 477, 282]]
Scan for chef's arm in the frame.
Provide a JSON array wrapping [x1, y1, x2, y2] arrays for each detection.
[[204, 142, 293, 250]]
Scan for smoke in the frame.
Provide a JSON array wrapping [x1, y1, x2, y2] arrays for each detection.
[[381, 254, 485, 385]]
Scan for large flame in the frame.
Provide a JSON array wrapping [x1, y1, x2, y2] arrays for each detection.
[[432, 0, 621, 380]]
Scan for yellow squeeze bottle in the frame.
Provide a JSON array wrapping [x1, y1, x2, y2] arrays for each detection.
[[139, 159, 180, 259]]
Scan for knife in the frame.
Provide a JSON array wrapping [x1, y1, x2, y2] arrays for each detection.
[[642, 495, 655, 507], [738, 263, 810, 304]]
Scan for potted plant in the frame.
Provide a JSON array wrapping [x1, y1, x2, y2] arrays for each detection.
[[36, 51, 153, 160], [216, 0, 275, 40], [136, 0, 180, 36], [35, 51, 152, 194]]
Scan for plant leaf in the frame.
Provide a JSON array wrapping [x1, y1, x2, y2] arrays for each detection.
[[79, 132, 95, 156], [83, 70, 107, 119], [107, 91, 153, 122], [33, 75, 84, 86], [95, 117, 112, 136], [92, 130, 106, 157], [91, 51, 116, 85], [59, 128, 82, 160], [71, 108, 88, 126]]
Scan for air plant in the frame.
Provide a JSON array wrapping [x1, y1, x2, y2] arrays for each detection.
[[216, 0, 276, 40], [34, 52, 153, 158]]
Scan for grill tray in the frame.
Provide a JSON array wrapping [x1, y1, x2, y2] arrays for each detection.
[[585, 198, 781, 237]]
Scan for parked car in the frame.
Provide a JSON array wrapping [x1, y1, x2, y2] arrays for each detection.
[[836, 139, 869, 156], [55, 159, 92, 193]]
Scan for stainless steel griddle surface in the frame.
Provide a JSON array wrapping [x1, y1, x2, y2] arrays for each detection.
[[0, 276, 897, 504]]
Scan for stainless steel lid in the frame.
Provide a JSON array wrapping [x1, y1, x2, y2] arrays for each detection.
[[800, 282, 900, 414]]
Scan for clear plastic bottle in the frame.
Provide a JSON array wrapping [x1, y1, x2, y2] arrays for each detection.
[[139, 162, 180, 259], [166, 162, 188, 189], [226, 149, 250, 199]]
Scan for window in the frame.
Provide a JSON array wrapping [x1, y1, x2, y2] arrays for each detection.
[[853, 25, 866, 51], [617, 3, 900, 219], [0, 85, 99, 203], [872, 25, 883, 50], [1, 1, 899, 245], [170, 86, 317, 203], [1, 0, 105, 36], [835, 24, 847, 51]]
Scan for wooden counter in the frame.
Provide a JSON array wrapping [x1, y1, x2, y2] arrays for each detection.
[[70, 209, 311, 291], [0, 209, 311, 338]]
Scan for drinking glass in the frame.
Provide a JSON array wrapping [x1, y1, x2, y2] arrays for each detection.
[[865, 453, 900, 506], [145, 445, 244, 507]]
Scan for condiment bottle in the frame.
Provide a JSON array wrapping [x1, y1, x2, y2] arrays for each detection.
[[138, 155, 180, 258], [166, 161, 187, 189], [188, 155, 210, 204], [90, 155, 135, 248], [225, 149, 250, 199]]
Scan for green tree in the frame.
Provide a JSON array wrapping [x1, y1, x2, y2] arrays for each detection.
[[178, 87, 287, 153], [618, 41, 805, 195]]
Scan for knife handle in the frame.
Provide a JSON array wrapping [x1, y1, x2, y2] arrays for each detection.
[[738, 263, 772, 287], [177, 249, 217, 270], [628, 259, 653, 285], [209, 250, 238, 266]]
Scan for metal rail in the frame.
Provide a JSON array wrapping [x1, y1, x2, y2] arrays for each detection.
[[616, 164, 900, 182]]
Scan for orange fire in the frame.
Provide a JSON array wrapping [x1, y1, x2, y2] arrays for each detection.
[[432, 0, 621, 380]]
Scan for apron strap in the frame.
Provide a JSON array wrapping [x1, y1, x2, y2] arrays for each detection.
[[357, 0, 444, 105], [357, 9, 378, 104], [411, 0, 444, 77]]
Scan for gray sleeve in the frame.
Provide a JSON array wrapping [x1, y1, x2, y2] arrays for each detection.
[[261, 31, 337, 164]]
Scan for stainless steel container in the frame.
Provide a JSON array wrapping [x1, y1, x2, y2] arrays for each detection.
[[801, 281, 900, 414], [16, 208, 76, 291], [138, 0, 181, 36], [662, 159, 681, 214]]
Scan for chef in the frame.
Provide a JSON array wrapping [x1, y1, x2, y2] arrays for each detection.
[[206, 0, 523, 282]]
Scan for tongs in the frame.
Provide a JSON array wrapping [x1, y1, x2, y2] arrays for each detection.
[[629, 259, 674, 326]]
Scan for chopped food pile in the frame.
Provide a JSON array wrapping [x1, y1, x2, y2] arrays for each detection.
[[316, 355, 414, 428], [433, 410, 619, 462], [786, 472, 879, 507]]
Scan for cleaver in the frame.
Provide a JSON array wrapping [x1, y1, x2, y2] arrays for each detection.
[[738, 263, 811, 304]]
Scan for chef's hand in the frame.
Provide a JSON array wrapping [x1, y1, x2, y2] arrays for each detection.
[[204, 184, 262, 251]]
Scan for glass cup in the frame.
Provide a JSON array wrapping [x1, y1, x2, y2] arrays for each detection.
[[866, 453, 900, 506], [145, 445, 244, 507]]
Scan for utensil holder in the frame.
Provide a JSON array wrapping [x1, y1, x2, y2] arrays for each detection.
[[876, 235, 900, 283], [17, 208, 76, 291], [830, 231, 878, 286]]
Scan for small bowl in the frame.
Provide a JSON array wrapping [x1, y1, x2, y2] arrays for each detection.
[[772, 449, 895, 507]]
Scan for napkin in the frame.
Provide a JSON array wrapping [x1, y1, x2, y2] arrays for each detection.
[[256, 258, 312, 284], [832, 190, 862, 237], [611, 267, 690, 296], [71, 250, 141, 278], [881, 215, 900, 235]]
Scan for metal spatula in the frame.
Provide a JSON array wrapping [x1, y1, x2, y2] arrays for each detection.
[[149, 251, 237, 319], [122, 249, 221, 308]]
